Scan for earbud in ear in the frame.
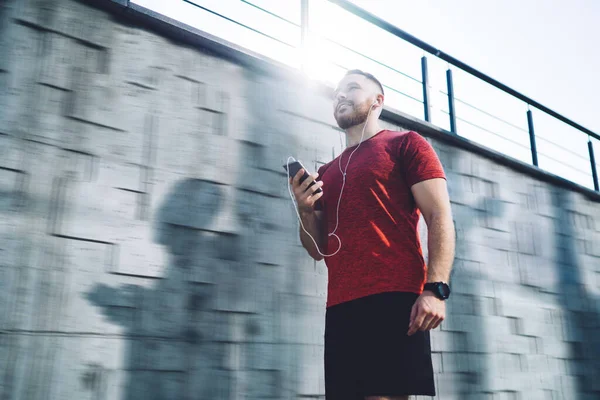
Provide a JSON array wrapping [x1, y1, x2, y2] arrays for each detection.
[[371, 100, 378, 107]]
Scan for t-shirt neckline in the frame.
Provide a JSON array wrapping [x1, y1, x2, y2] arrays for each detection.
[[344, 129, 387, 152]]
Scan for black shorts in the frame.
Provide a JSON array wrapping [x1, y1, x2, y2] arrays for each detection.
[[324, 291, 436, 399]]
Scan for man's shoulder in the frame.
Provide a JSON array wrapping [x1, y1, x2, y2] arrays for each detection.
[[317, 160, 334, 176], [384, 130, 431, 151], [384, 129, 421, 141]]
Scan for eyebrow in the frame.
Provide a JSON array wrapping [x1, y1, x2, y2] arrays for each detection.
[[333, 82, 362, 95]]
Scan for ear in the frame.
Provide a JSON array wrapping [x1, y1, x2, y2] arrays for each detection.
[[372, 94, 384, 108]]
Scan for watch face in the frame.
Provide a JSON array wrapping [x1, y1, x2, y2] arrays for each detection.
[[439, 284, 451, 299]]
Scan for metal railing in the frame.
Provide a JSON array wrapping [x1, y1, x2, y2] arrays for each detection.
[[328, 0, 599, 191], [150, 0, 599, 192]]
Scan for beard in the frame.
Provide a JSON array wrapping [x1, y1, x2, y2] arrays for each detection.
[[334, 100, 371, 130]]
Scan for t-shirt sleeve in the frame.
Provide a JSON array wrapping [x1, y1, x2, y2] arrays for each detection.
[[398, 131, 446, 188]]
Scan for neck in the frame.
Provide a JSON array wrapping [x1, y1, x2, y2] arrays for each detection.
[[345, 119, 382, 148]]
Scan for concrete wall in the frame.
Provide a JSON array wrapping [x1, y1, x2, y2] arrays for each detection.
[[1, 1, 599, 399]]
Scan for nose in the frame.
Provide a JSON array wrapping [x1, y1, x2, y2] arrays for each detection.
[[335, 91, 346, 102], [334, 93, 347, 109]]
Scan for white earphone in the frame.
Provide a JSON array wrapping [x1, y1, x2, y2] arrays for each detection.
[[287, 98, 378, 258]]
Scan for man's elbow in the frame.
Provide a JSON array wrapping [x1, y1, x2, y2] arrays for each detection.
[[423, 207, 452, 226], [309, 250, 324, 261]]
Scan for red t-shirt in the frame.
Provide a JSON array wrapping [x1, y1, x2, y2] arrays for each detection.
[[316, 130, 446, 308]]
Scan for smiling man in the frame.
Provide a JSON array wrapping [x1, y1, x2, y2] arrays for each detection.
[[289, 70, 456, 400]]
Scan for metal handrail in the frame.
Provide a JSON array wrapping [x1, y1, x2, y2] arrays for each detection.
[[327, 0, 600, 191], [327, 0, 600, 142]]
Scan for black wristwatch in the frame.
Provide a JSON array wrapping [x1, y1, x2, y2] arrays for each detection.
[[423, 282, 451, 300]]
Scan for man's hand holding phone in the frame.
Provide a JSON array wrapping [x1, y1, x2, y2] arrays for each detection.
[[290, 168, 323, 214]]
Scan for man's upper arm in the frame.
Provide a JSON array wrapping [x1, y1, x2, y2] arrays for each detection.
[[411, 178, 451, 224]]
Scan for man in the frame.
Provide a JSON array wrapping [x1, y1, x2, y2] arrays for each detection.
[[290, 70, 455, 400]]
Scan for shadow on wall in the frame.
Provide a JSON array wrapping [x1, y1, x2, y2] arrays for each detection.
[[551, 189, 600, 398], [436, 144, 508, 398], [86, 178, 244, 399]]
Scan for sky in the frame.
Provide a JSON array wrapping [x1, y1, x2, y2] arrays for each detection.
[[133, 0, 600, 190]]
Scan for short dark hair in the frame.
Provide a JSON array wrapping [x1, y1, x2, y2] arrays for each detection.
[[345, 69, 385, 96]]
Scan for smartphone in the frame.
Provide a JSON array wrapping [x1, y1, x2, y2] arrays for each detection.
[[283, 160, 322, 194]]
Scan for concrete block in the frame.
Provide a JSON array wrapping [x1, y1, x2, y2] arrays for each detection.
[[430, 331, 467, 352], [95, 158, 143, 192], [440, 314, 484, 338], [442, 352, 484, 373], [18, 0, 113, 48], [489, 334, 536, 354], [38, 33, 77, 91], [0, 167, 25, 214], [3, 334, 63, 399], [252, 230, 298, 266], [480, 251, 519, 283], [212, 269, 276, 315], [529, 183, 556, 218], [59, 239, 150, 334], [447, 174, 481, 208], [19, 84, 71, 146], [2, 236, 54, 330], [289, 344, 325, 396], [206, 311, 251, 343], [0, 23, 42, 93], [243, 343, 285, 371], [48, 336, 129, 400], [519, 354, 550, 374], [188, 368, 232, 400], [584, 232, 600, 257], [67, 69, 123, 131], [449, 277, 494, 298], [127, 370, 186, 400], [287, 269, 328, 298], [513, 222, 537, 255], [57, 180, 138, 238], [447, 293, 477, 315], [536, 337, 571, 359], [279, 293, 325, 345], [435, 372, 473, 395], [517, 254, 558, 290], [0, 134, 23, 170], [140, 339, 187, 371], [244, 369, 281, 399], [65, 117, 146, 165], [0, 264, 18, 330], [138, 274, 189, 338], [560, 375, 579, 399]]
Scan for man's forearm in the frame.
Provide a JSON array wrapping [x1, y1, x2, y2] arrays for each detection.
[[426, 212, 455, 283], [299, 211, 325, 261]]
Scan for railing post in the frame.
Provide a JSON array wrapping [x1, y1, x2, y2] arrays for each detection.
[[421, 56, 431, 122], [526, 109, 539, 167], [446, 69, 457, 134], [589, 139, 599, 191]]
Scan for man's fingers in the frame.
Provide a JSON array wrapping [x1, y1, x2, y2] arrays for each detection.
[[292, 169, 304, 186], [408, 303, 418, 333], [409, 303, 418, 324], [309, 180, 323, 194], [308, 190, 324, 203], [421, 315, 437, 331], [408, 305, 424, 336], [298, 180, 323, 202], [300, 172, 318, 191]]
